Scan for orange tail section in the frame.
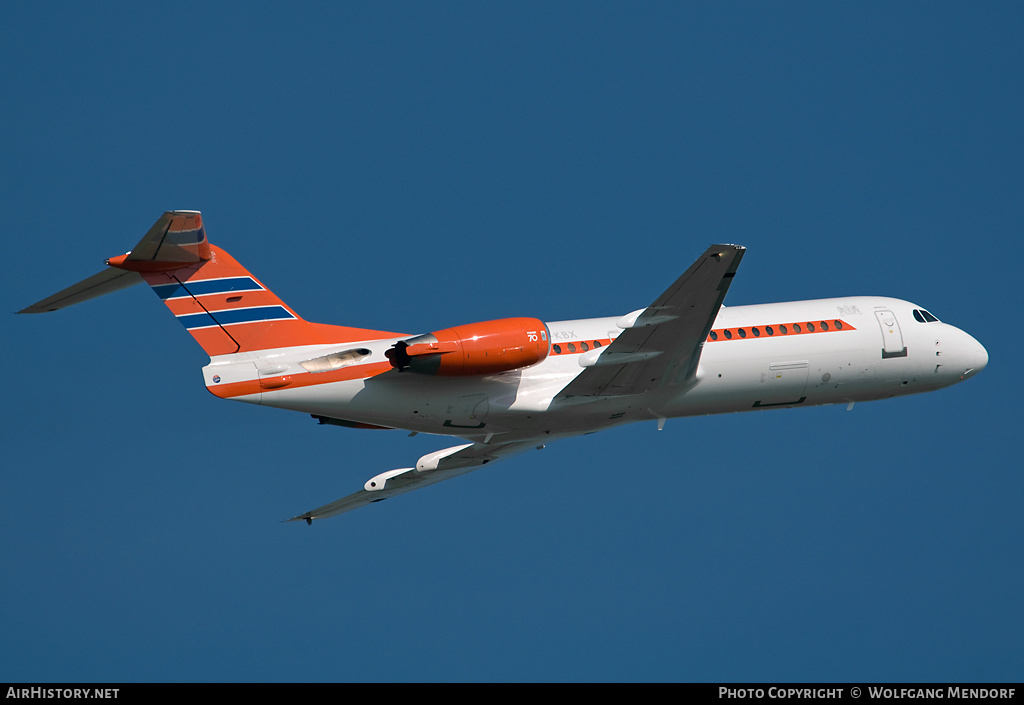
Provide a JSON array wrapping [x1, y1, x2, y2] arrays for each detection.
[[104, 212, 399, 356]]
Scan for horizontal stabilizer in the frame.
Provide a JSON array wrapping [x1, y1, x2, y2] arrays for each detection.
[[19, 210, 207, 314], [19, 268, 142, 314]]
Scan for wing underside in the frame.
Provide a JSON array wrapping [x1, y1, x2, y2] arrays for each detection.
[[288, 440, 537, 522]]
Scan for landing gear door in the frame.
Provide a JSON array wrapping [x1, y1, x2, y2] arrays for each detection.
[[875, 310, 907, 359]]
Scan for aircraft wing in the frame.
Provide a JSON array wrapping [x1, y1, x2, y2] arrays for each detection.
[[556, 244, 745, 399], [287, 440, 538, 523]]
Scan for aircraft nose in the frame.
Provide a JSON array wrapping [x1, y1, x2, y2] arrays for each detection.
[[970, 338, 988, 375], [957, 330, 988, 379]]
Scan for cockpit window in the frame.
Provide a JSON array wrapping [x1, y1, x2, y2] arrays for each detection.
[[913, 309, 940, 323]]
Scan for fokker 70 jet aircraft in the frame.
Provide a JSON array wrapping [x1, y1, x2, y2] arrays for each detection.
[[21, 212, 988, 522]]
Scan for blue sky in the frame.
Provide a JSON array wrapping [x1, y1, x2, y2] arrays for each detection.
[[2, 3, 1021, 682]]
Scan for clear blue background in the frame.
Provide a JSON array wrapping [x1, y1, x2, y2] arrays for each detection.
[[3, 3, 1020, 682]]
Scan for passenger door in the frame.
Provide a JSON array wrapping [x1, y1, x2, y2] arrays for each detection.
[[875, 310, 907, 359]]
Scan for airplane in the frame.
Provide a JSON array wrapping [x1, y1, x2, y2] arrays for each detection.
[[20, 211, 989, 523]]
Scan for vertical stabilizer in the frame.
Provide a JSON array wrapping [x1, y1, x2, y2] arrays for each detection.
[[21, 211, 401, 356]]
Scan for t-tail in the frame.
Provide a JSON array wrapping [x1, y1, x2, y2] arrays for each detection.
[[19, 211, 399, 356]]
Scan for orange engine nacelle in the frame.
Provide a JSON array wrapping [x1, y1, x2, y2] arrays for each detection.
[[385, 317, 550, 376]]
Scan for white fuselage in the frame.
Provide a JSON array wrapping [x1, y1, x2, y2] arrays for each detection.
[[25, 215, 988, 521], [202, 296, 988, 444]]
